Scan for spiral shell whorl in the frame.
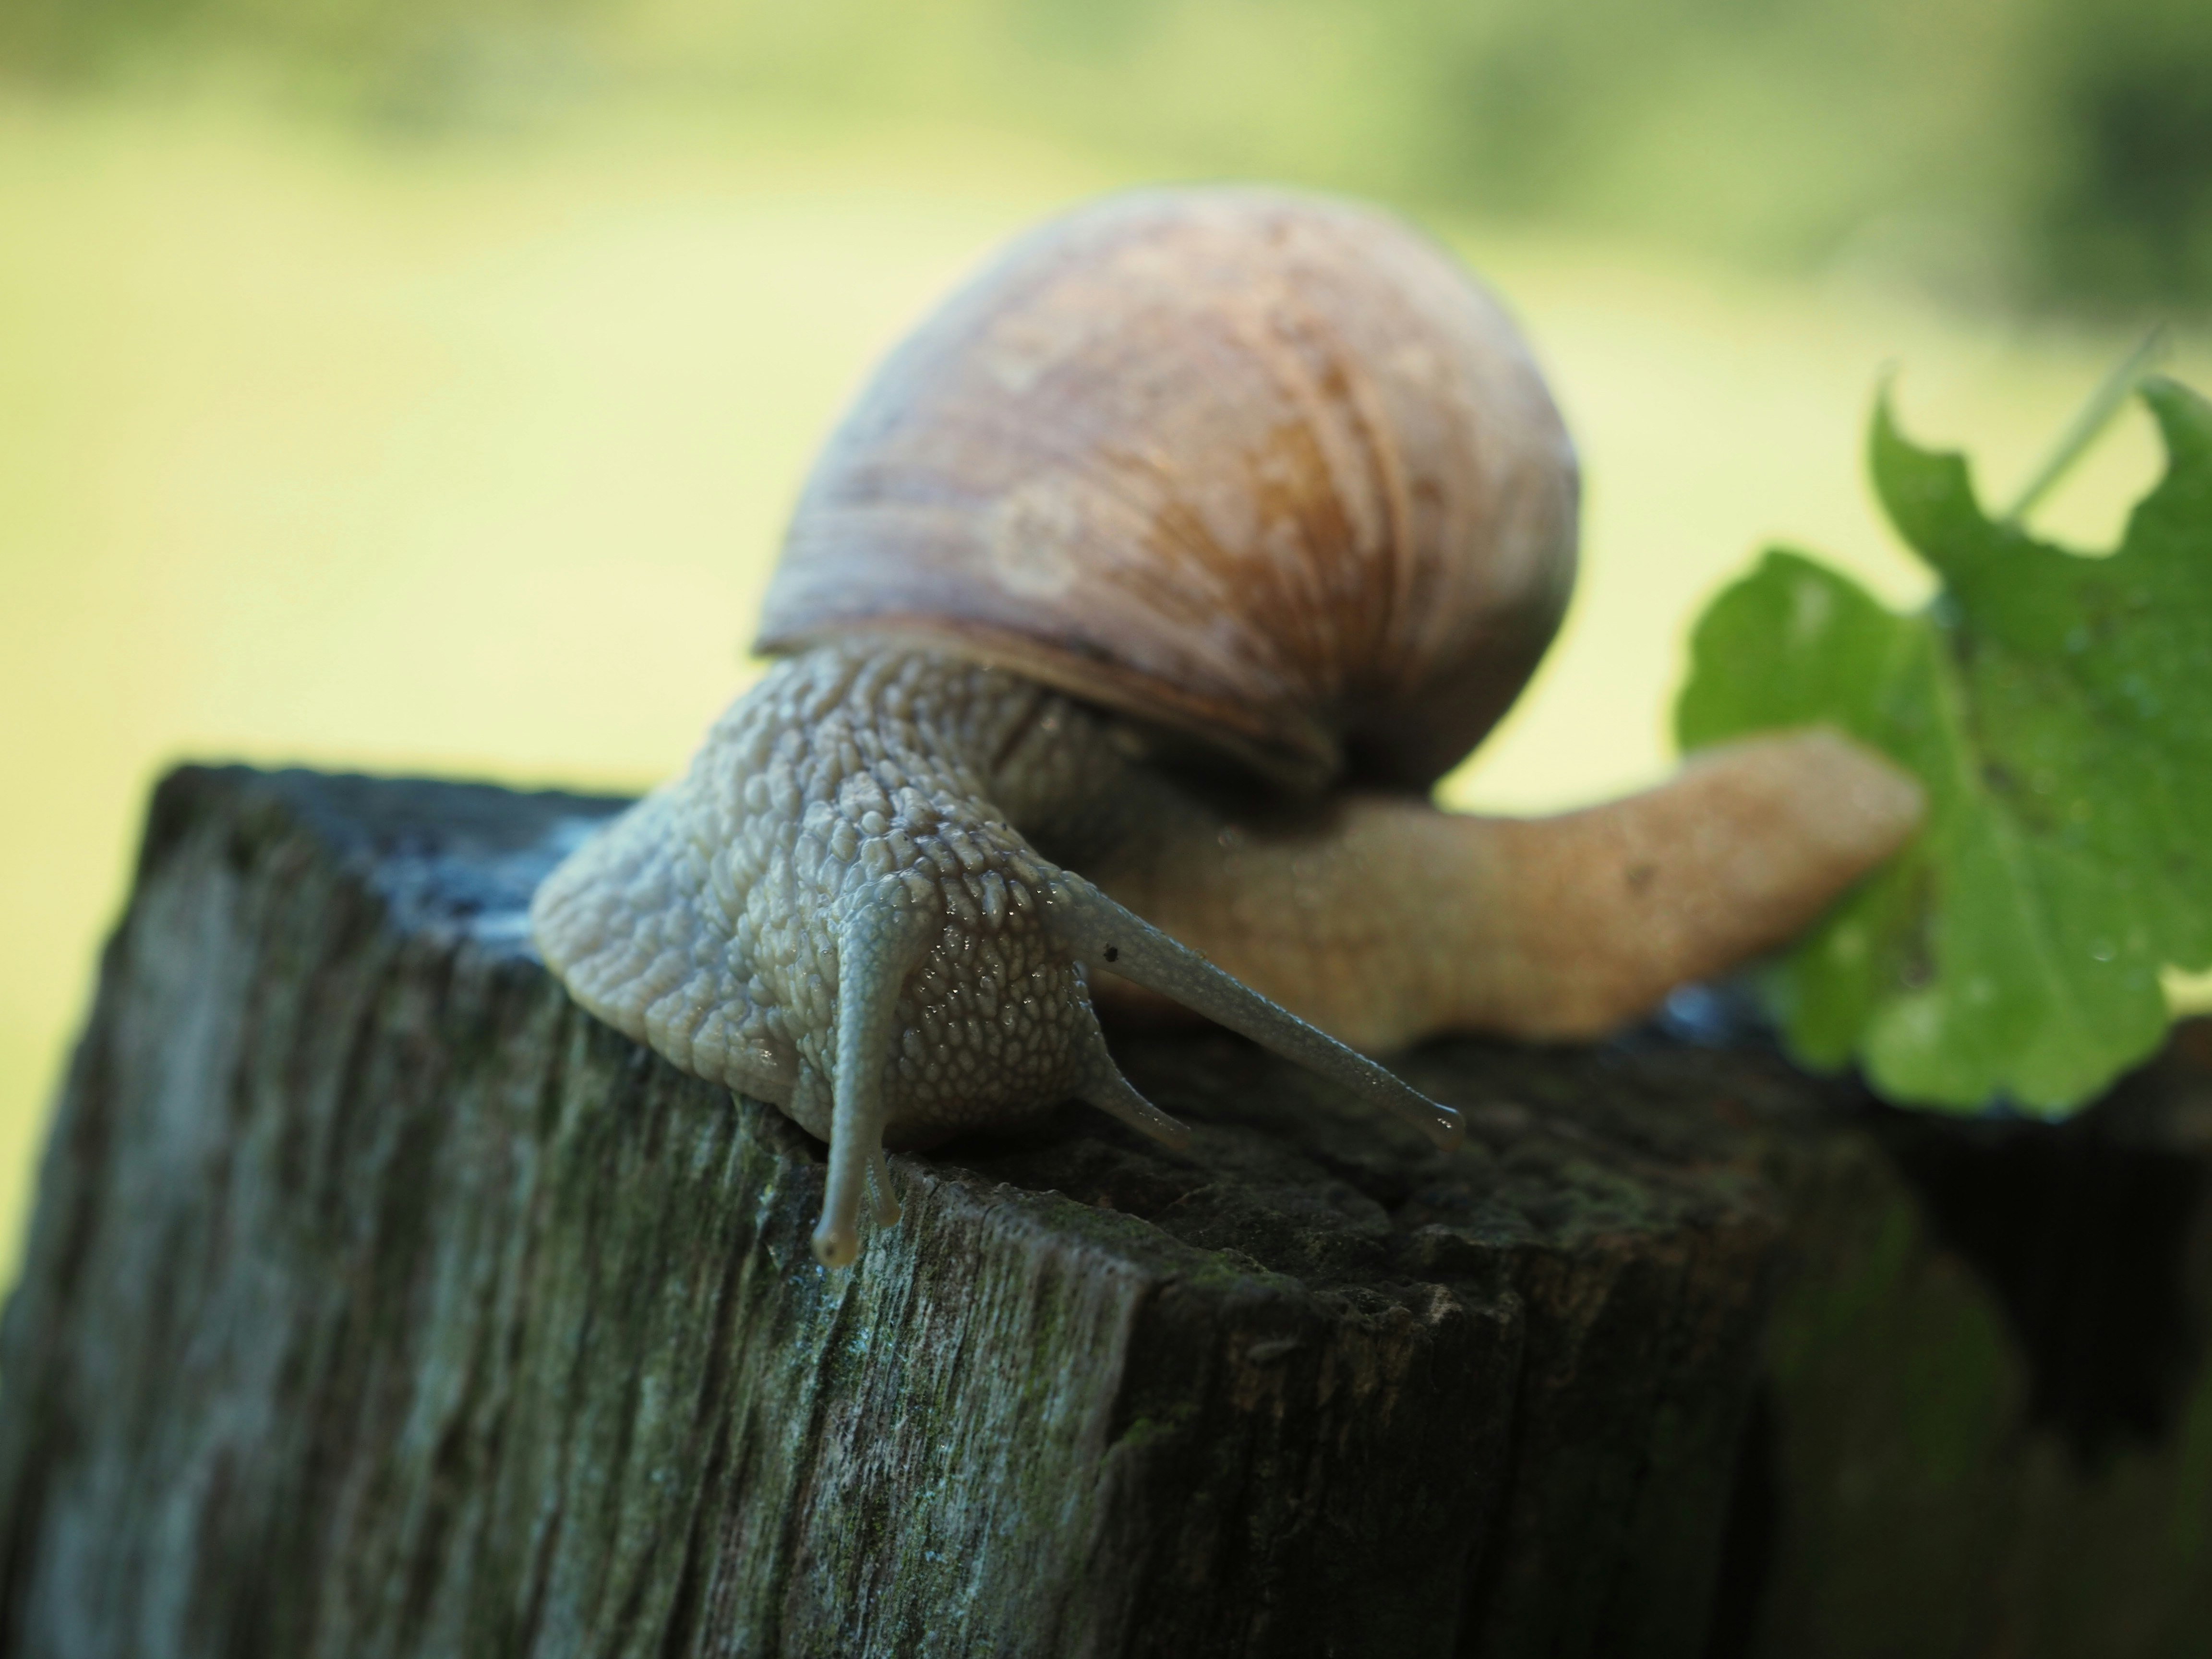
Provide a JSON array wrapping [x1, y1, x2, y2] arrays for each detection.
[[757, 187, 1580, 793]]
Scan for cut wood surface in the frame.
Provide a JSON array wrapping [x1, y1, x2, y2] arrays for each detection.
[[0, 766, 2208, 1658]]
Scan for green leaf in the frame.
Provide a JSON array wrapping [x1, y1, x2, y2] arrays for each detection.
[[1676, 376, 2212, 1115]]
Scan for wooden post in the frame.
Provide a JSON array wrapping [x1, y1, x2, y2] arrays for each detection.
[[0, 766, 2206, 1657]]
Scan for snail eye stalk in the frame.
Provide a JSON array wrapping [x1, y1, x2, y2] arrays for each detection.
[[1045, 875, 1464, 1152], [816, 892, 934, 1268]]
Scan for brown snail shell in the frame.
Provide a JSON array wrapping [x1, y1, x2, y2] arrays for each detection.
[[757, 187, 1579, 794]]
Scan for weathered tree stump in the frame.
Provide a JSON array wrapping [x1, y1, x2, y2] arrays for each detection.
[[0, 767, 2208, 1658]]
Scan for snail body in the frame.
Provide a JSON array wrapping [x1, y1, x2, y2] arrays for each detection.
[[531, 188, 1924, 1267], [535, 639, 1458, 1266]]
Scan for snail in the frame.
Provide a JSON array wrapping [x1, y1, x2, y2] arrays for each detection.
[[530, 187, 1925, 1269]]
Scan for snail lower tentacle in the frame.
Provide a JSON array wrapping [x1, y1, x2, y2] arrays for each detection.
[[529, 641, 1462, 1267]]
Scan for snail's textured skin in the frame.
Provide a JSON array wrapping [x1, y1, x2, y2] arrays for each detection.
[[531, 644, 1131, 1146]]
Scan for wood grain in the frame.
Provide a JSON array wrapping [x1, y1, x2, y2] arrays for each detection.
[[2, 767, 2209, 1657]]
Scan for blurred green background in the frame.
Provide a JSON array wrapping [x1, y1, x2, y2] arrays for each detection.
[[2, 0, 2209, 1283]]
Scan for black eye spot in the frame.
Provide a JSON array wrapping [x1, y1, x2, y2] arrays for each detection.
[[1104, 945, 1119, 962]]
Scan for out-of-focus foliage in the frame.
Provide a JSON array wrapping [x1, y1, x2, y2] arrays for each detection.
[[1, 0, 2205, 315], [2032, 0, 2212, 309]]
